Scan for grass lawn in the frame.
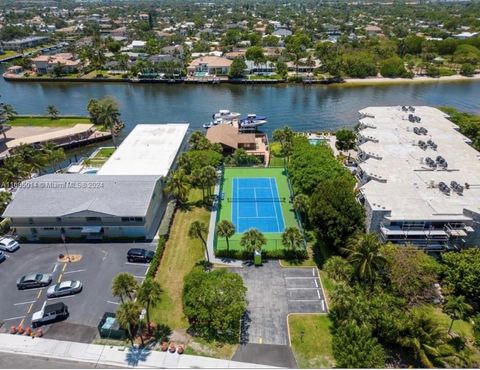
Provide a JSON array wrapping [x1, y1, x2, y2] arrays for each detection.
[[289, 314, 335, 368], [216, 167, 298, 252], [269, 156, 285, 167], [8, 116, 91, 127], [150, 190, 207, 329], [0, 50, 20, 59], [426, 305, 475, 341], [84, 147, 116, 167]]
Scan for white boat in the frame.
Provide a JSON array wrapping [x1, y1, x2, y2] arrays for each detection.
[[239, 114, 268, 129], [203, 118, 225, 129], [212, 109, 241, 120]]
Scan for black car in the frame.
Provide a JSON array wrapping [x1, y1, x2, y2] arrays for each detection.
[[127, 248, 154, 263], [0, 251, 5, 263], [32, 302, 69, 328]]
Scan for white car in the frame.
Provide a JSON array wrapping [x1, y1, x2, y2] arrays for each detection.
[[0, 238, 19, 252], [47, 280, 83, 298]]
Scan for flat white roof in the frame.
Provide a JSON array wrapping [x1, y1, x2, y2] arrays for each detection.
[[98, 123, 189, 177], [357, 106, 480, 221]]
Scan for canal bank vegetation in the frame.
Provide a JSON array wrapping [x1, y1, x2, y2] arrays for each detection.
[[440, 106, 480, 151], [8, 115, 91, 127]]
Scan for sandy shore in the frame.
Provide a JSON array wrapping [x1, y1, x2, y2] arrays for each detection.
[[342, 74, 480, 86]]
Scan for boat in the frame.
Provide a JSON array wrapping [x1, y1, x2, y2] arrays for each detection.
[[239, 114, 268, 129], [212, 109, 241, 121], [203, 118, 225, 129]]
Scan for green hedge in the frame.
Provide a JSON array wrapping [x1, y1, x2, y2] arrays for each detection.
[[158, 200, 176, 237], [146, 235, 166, 279]]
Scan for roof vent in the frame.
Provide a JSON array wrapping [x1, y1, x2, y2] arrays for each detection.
[[438, 181, 451, 195]]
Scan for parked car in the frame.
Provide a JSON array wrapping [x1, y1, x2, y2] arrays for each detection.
[[127, 248, 154, 263], [0, 238, 19, 252], [47, 280, 82, 298], [0, 251, 5, 263], [32, 302, 69, 328], [16, 273, 52, 290]]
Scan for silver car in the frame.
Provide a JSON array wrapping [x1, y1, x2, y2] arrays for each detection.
[[47, 280, 83, 298], [17, 273, 52, 289]]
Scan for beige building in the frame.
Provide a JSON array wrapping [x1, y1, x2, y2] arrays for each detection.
[[32, 53, 81, 74], [188, 56, 232, 76]]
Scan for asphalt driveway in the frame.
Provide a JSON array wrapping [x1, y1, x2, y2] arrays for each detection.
[[0, 242, 156, 342]]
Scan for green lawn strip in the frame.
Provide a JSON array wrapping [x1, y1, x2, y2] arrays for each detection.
[[215, 167, 298, 252], [289, 314, 335, 368], [269, 156, 285, 167], [8, 116, 91, 127], [424, 305, 475, 341], [150, 189, 207, 329]]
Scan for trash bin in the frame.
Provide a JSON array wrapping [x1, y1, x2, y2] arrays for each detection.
[[254, 249, 262, 266]]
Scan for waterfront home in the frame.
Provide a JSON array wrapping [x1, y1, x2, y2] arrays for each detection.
[[187, 55, 232, 76], [356, 106, 480, 250], [126, 40, 147, 50], [32, 53, 81, 74], [4, 123, 190, 242], [287, 58, 321, 74], [1, 36, 49, 51], [245, 60, 275, 76], [206, 124, 269, 164]]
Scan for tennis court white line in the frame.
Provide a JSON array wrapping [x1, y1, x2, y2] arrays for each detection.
[[253, 188, 259, 217], [272, 177, 286, 231], [269, 178, 281, 232]]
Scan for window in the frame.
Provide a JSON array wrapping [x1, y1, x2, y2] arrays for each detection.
[[68, 227, 82, 230], [56, 217, 61, 222], [86, 217, 101, 222], [43, 227, 54, 230], [28, 218, 34, 225], [134, 217, 143, 222]]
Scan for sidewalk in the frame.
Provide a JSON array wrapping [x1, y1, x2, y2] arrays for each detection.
[[0, 334, 274, 368]]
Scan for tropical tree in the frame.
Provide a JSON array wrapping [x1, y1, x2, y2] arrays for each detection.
[[0, 156, 31, 186], [137, 277, 162, 334], [41, 142, 66, 171], [272, 126, 294, 164], [324, 256, 354, 283], [46, 105, 59, 119], [240, 228, 266, 257], [292, 193, 309, 225], [0, 191, 12, 214], [190, 168, 206, 201], [398, 308, 447, 368], [2, 104, 17, 121], [216, 220, 235, 252], [15, 144, 47, 173], [90, 97, 124, 147], [188, 131, 211, 151], [443, 295, 472, 335], [116, 301, 142, 347], [164, 168, 191, 204], [111, 272, 139, 303], [281, 227, 304, 256], [188, 221, 210, 262], [200, 165, 217, 199], [342, 233, 386, 283]]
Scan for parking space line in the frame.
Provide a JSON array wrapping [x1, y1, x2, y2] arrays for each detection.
[[27, 303, 34, 314], [106, 300, 119, 305], [62, 263, 67, 272], [47, 295, 76, 301], [13, 300, 36, 306], [2, 315, 25, 321], [134, 275, 145, 279], [312, 268, 315, 276], [317, 289, 321, 299], [287, 287, 318, 290], [125, 262, 151, 266], [314, 279, 318, 288], [321, 300, 325, 311], [63, 269, 86, 275], [52, 263, 58, 273], [36, 289, 43, 299], [285, 277, 317, 279], [288, 299, 322, 302]]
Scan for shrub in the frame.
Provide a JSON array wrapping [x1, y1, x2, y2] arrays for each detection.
[[146, 236, 166, 279]]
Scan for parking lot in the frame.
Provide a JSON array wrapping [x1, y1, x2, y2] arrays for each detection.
[[234, 260, 327, 346], [0, 242, 156, 342]]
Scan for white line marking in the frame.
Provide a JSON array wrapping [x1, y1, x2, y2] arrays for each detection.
[[63, 269, 86, 275], [2, 315, 25, 321], [285, 277, 319, 279], [269, 178, 281, 232], [125, 262, 150, 266], [287, 287, 318, 290], [106, 300, 119, 305], [253, 188, 259, 217], [288, 299, 322, 302], [314, 279, 318, 288], [312, 268, 315, 276], [52, 263, 58, 273], [317, 289, 321, 299], [13, 300, 36, 306], [133, 275, 145, 279], [321, 300, 325, 311]]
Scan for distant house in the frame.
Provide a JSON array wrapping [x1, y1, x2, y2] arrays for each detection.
[[32, 53, 81, 74], [127, 40, 146, 50], [111, 26, 128, 38], [205, 124, 269, 164], [245, 60, 275, 75], [454, 32, 478, 39], [225, 50, 246, 60], [272, 28, 292, 38], [161, 45, 184, 58], [365, 25, 382, 36], [287, 57, 321, 73], [2, 36, 49, 51], [188, 56, 232, 76]]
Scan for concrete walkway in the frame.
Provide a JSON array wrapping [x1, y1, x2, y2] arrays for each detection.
[[207, 181, 243, 268], [0, 334, 274, 368]]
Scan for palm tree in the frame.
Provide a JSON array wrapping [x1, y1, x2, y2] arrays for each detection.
[[46, 105, 59, 119], [116, 301, 142, 347], [41, 142, 66, 171], [293, 193, 309, 225], [240, 228, 267, 257], [190, 168, 206, 201], [0, 156, 31, 186], [200, 165, 217, 199], [443, 295, 472, 335], [15, 144, 47, 173], [188, 221, 210, 262], [111, 272, 139, 303], [137, 277, 162, 334], [0, 191, 12, 214], [2, 104, 17, 121], [281, 227, 304, 255], [216, 220, 235, 252], [342, 233, 386, 283], [398, 308, 447, 368], [95, 97, 124, 147], [164, 169, 191, 204]]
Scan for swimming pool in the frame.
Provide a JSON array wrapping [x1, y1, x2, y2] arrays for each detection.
[[309, 138, 328, 146]]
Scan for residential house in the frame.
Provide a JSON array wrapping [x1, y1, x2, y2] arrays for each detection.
[[188, 55, 232, 76], [32, 53, 81, 74], [245, 60, 275, 75], [205, 124, 269, 164], [365, 25, 382, 36], [272, 28, 292, 38]]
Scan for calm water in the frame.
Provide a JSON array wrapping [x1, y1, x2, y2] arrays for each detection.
[[2, 79, 480, 137]]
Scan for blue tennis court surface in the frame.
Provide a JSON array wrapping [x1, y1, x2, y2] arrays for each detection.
[[231, 177, 286, 233]]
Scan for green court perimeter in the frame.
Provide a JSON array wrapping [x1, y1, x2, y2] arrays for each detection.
[[215, 167, 298, 252]]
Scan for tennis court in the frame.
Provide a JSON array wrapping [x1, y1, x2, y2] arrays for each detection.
[[216, 167, 299, 252], [231, 177, 286, 233]]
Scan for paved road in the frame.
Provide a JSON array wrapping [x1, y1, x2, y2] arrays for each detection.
[[0, 353, 119, 368], [0, 242, 155, 342]]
